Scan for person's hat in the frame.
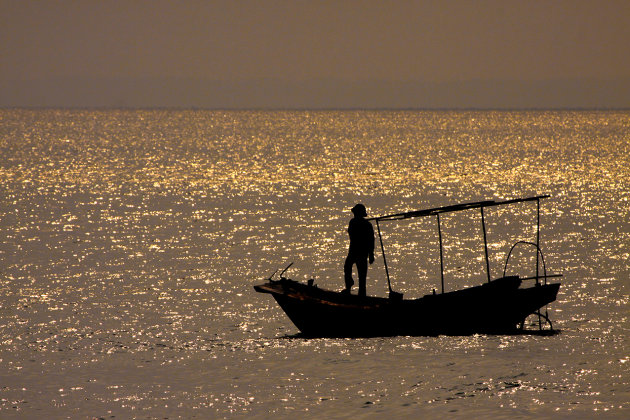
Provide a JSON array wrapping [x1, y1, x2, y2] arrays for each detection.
[[351, 203, 367, 217]]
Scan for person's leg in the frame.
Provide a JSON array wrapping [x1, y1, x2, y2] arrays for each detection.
[[343, 255, 354, 292], [356, 257, 368, 296]]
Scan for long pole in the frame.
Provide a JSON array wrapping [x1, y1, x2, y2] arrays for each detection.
[[481, 207, 491, 283], [375, 220, 392, 292], [437, 214, 445, 294], [536, 198, 542, 330], [536, 199, 547, 284]]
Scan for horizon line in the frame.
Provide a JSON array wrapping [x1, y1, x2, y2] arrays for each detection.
[[3, 106, 629, 112]]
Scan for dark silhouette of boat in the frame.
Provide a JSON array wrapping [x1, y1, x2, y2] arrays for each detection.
[[254, 196, 561, 337]]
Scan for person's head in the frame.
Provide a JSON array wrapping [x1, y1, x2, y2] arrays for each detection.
[[351, 203, 367, 218]]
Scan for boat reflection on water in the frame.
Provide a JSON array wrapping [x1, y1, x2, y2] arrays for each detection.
[[255, 195, 562, 337]]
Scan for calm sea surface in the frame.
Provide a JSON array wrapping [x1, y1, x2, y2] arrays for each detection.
[[0, 109, 628, 418]]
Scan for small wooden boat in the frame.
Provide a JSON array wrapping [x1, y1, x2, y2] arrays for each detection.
[[255, 196, 562, 337]]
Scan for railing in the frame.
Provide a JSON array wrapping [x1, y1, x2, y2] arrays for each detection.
[[503, 240, 562, 331], [503, 241, 548, 285], [503, 240, 563, 285]]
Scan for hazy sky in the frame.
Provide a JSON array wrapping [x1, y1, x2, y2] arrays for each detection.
[[2, 0, 629, 108]]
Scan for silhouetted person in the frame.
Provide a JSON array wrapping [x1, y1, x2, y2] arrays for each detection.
[[344, 203, 375, 296]]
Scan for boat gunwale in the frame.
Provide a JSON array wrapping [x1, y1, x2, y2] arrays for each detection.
[[254, 276, 560, 306]]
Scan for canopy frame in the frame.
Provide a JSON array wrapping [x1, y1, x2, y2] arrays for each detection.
[[368, 195, 551, 294]]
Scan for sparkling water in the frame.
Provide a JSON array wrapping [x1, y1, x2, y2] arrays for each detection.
[[0, 109, 628, 418]]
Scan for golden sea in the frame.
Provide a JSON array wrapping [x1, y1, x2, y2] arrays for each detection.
[[0, 109, 628, 418]]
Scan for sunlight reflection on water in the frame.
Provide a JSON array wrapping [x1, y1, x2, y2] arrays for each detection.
[[0, 109, 628, 418]]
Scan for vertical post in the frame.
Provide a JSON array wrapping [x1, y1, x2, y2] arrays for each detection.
[[437, 213, 445, 294], [375, 220, 392, 293], [536, 198, 547, 284], [480, 206, 491, 283]]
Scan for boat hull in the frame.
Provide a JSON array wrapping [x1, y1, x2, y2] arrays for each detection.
[[254, 277, 560, 337]]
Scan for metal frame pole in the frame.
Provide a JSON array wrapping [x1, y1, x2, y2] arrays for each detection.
[[536, 198, 542, 329], [375, 220, 392, 292], [536, 198, 547, 284], [481, 207, 491, 283], [437, 214, 445, 294]]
